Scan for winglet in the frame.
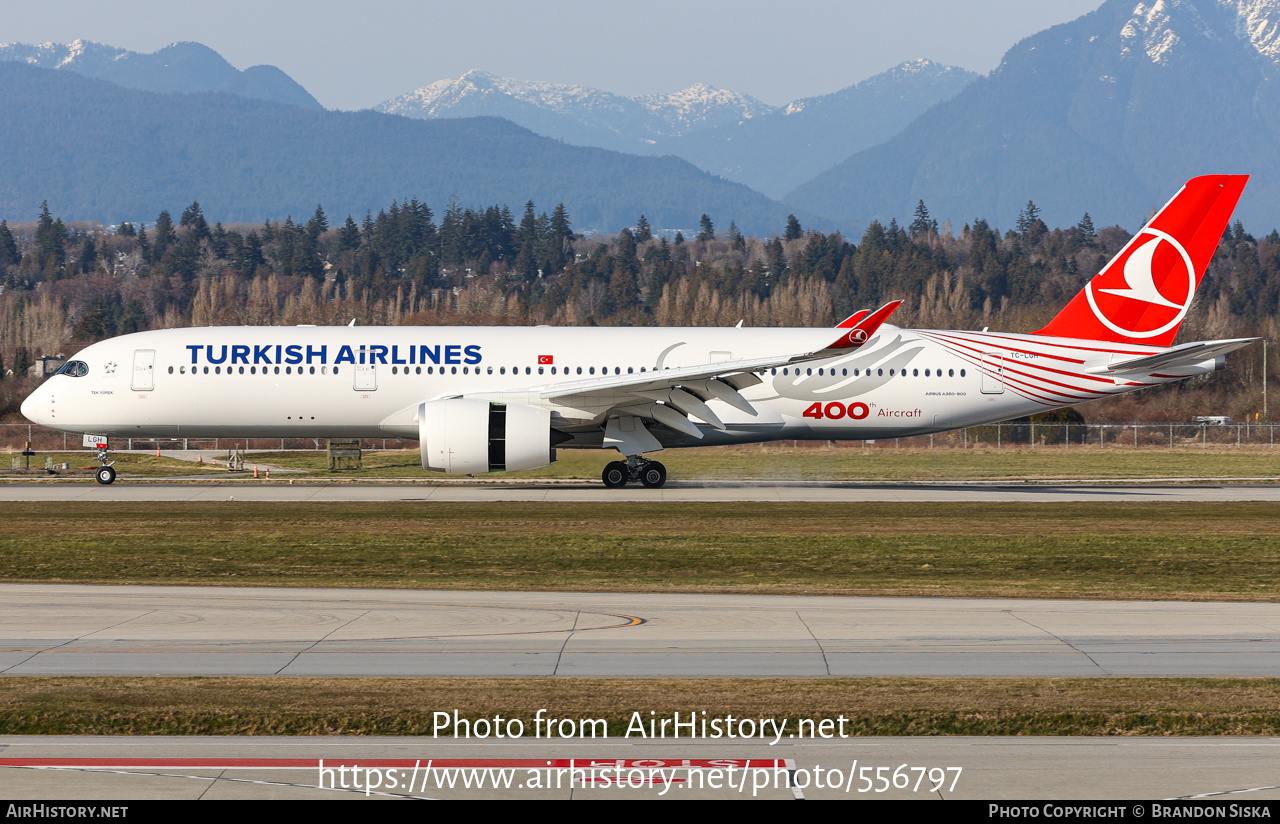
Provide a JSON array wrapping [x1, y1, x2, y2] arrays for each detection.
[[823, 300, 902, 350], [835, 309, 870, 329]]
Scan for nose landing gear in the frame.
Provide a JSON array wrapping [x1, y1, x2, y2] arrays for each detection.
[[92, 443, 117, 484], [601, 455, 667, 489]]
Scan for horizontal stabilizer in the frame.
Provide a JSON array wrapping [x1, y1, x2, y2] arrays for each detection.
[[1100, 338, 1258, 373]]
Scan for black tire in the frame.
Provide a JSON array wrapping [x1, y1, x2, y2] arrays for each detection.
[[95, 466, 116, 485], [602, 461, 628, 488], [639, 461, 667, 489]]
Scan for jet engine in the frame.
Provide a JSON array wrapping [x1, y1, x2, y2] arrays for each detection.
[[418, 399, 562, 474]]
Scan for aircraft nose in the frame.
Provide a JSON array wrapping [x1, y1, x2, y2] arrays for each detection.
[[20, 386, 45, 425]]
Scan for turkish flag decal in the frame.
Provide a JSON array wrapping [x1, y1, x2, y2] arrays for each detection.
[[538, 355, 553, 365]]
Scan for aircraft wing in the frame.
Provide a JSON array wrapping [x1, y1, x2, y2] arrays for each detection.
[[533, 301, 902, 439], [1100, 337, 1258, 373]]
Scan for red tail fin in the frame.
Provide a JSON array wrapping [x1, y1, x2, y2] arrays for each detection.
[[1034, 175, 1248, 347]]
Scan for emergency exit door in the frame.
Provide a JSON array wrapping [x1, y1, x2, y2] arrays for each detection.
[[131, 350, 155, 391]]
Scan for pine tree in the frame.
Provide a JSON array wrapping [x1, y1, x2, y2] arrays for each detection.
[[12, 347, 31, 377], [910, 200, 937, 238], [728, 221, 745, 251], [783, 214, 803, 241], [635, 214, 652, 243], [1075, 212, 1096, 248], [152, 210, 176, 261], [336, 216, 361, 254], [697, 214, 715, 242], [306, 204, 329, 240], [0, 221, 18, 267], [1016, 201, 1041, 235], [179, 202, 210, 241]]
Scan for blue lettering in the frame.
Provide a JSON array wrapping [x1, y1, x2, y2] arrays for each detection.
[[186, 345, 201, 364], [206, 345, 227, 365], [285, 345, 303, 365], [275, 345, 282, 364], [390, 345, 407, 365], [231, 345, 250, 365], [335, 345, 355, 365], [306, 345, 326, 364], [370, 345, 388, 365], [253, 344, 273, 364], [445, 345, 462, 364], [463, 344, 482, 365], [420, 345, 440, 364], [359, 346, 366, 365]]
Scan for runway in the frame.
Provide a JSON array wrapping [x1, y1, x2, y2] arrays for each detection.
[[4, 481, 1280, 502], [4, 735, 1280, 800], [3, 584, 1279, 678]]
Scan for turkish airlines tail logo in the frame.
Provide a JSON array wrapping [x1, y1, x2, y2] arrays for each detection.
[[1035, 175, 1248, 347]]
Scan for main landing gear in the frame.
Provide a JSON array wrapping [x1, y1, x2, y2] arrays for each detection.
[[602, 456, 667, 489], [93, 443, 116, 485]]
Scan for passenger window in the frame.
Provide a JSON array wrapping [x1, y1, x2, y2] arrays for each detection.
[[168, 366, 174, 374]]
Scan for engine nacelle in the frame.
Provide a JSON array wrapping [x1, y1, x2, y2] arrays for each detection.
[[418, 399, 558, 474]]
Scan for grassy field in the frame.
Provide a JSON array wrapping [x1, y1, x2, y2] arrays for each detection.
[[3, 677, 1279, 736], [2, 502, 1279, 600], [245, 445, 1280, 481], [4, 445, 1280, 482]]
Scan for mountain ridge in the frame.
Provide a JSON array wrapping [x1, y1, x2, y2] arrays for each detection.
[[0, 38, 323, 110], [786, 0, 1280, 232]]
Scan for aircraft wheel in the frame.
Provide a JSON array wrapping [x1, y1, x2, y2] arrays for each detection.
[[95, 466, 116, 485], [639, 461, 667, 489], [602, 461, 628, 488]]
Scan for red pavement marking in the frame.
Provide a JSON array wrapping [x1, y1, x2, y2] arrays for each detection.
[[0, 758, 781, 769]]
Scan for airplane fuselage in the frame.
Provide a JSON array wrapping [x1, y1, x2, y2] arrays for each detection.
[[21, 323, 1215, 449]]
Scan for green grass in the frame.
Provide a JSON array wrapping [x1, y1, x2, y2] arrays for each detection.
[[3, 677, 1279, 736], [2, 502, 1279, 600], [235, 445, 1280, 481]]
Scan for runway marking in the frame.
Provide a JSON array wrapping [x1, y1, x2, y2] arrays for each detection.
[[1172, 785, 1280, 799], [0, 757, 782, 769]]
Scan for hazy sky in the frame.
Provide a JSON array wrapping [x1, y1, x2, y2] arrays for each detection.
[[8, 1, 1104, 109]]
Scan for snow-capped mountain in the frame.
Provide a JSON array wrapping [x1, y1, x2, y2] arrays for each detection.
[[663, 59, 978, 197], [789, 0, 1280, 233], [378, 70, 772, 151], [0, 39, 323, 110], [378, 61, 976, 197]]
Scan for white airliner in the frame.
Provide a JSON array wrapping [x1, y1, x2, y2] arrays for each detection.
[[22, 175, 1256, 487]]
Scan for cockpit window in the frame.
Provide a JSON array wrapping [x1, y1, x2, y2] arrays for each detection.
[[56, 361, 88, 377]]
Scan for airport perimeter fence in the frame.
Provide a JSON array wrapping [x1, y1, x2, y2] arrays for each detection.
[[1, 422, 1278, 454]]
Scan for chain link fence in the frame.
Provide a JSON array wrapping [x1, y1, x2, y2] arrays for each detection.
[[0, 424, 405, 453], [2, 422, 1276, 454]]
